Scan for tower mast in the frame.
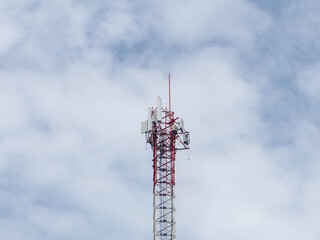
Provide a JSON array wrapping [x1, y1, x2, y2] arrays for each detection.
[[141, 75, 190, 240]]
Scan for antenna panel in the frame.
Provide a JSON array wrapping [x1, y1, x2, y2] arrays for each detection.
[[141, 120, 148, 133], [148, 107, 152, 130], [157, 97, 162, 122]]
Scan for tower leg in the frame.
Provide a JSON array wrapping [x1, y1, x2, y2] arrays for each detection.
[[153, 193, 156, 240]]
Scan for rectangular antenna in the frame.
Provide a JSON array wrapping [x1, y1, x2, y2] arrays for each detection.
[[157, 97, 162, 121]]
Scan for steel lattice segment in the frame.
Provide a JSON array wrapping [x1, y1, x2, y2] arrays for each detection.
[[151, 111, 177, 240], [142, 100, 189, 240]]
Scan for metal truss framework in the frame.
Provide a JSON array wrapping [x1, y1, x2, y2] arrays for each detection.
[[147, 108, 189, 240]]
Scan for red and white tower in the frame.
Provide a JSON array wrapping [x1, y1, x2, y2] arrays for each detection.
[[141, 75, 190, 240]]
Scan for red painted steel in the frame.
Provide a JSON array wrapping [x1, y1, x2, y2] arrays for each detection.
[[147, 108, 189, 240], [143, 75, 190, 240]]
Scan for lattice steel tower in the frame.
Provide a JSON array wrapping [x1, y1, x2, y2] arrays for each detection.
[[141, 75, 190, 240]]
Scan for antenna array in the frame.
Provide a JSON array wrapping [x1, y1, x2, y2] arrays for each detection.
[[141, 76, 190, 240]]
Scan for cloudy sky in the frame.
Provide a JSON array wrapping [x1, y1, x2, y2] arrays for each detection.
[[1, 0, 320, 239]]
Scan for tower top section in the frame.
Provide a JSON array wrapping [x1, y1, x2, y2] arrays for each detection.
[[141, 74, 190, 149], [141, 74, 190, 240]]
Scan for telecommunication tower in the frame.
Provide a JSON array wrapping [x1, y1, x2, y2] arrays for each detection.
[[141, 75, 190, 240]]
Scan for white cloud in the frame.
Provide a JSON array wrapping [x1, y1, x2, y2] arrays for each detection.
[[297, 63, 320, 100], [0, 18, 23, 53], [152, 0, 271, 48], [1, 0, 320, 239]]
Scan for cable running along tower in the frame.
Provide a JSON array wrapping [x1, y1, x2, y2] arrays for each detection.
[[141, 75, 190, 240]]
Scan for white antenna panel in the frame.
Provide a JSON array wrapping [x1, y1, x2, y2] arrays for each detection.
[[179, 118, 184, 130], [148, 107, 152, 131], [153, 111, 158, 122], [141, 120, 148, 133]]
